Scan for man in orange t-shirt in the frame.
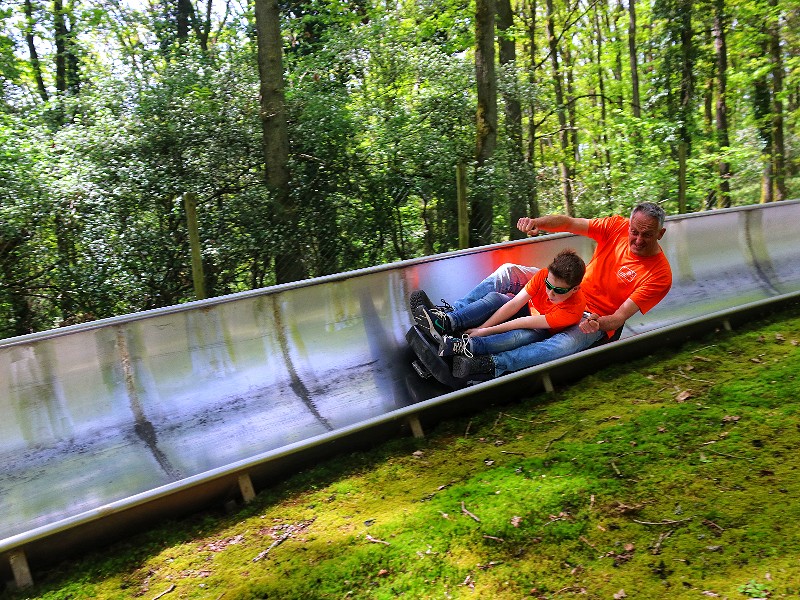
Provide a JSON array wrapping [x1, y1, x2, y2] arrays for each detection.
[[442, 202, 672, 379]]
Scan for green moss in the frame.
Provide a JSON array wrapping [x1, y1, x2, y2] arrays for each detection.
[[6, 304, 800, 599]]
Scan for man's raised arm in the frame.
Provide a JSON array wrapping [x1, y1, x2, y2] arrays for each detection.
[[517, 215, 591, 237]]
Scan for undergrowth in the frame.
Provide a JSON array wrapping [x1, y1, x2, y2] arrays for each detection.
[[4, 305, 800, 600]]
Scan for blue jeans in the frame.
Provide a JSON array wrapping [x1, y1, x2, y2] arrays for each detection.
[[448, 291, 546, 355], [452, 263, 540, 310], [490, 325, 604, 377], [453, 263, 603, 377], [470, 327, 551, 355]]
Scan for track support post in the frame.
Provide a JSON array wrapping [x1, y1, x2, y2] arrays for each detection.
[[542, 372, 554, 394], [8, 549, 34, 589], [238, 473, 256, 503], [406, 415, 425, 438]]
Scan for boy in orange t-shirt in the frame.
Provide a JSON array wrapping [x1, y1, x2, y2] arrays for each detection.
[[414, 249, 586, 358]]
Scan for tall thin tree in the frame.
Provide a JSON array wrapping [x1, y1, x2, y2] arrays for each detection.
[[627, 0, 641, 119], [712, 0, 731, 208], [498, 0, 527, 239], [676, 0, 694, 214], [545, 0, 573, 216], [523, 0, 541, 219], [24, 0, 48, 102], [254, 0, 306, 282], [768, 0, 787, 201], [473, 0, 497, 245]]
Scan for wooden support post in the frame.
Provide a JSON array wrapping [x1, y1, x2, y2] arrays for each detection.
[[184, 192, 207, 300], [238, 473, 256, 503], [456, 162, 469, 249], [407, 415, 425, 438], [542, 372, 554, 394], [8, 549, 33, 589]]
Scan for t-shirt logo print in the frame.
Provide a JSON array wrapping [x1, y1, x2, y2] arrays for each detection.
[[617, 266, 637, 283]]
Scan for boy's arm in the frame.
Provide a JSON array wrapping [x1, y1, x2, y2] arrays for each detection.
[[469, 314, 550, 337]]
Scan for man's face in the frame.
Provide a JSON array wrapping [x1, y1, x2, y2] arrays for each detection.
[[628, 212, 665, 257]]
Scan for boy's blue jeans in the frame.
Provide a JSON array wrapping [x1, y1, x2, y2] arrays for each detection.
[[448, 291, 549, 355], [452, 263, 603, 377]]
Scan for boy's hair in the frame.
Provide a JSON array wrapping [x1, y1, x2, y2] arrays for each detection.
[[548, 249, 586, 288]]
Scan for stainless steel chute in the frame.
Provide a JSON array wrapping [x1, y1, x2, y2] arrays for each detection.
[[2, 201, 799, 587]]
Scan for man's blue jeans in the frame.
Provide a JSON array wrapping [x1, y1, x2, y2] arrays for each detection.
[[448, 291, 548, 355], [453, 263, 603, 377], [490, 325, 603, 377]]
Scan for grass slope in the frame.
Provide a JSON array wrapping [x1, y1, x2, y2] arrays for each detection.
[[5, 305, 800, 600]]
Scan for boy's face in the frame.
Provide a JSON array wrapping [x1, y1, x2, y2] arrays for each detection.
[[545, 274, 579, 303]]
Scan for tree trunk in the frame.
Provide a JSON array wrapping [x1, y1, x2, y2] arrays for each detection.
[[768, 0, 787, 201], [712, 0, 731, 208], [24, 0, 48, 102], [473, 0, 497, 245], [53, 0, 67, 94], [524, 0, 540, 219], [254, 0, 306, 283], [564, 42, 578, 165], [53, 0, 80, 106], [498, 0, 527, 240], [753, 43, 773, 204], [627, 0, 641, 118], [677, 0, 693, 214], [545, 0, 573, 216], [593, 3, 611, 195], [177, 0, 193, 40]]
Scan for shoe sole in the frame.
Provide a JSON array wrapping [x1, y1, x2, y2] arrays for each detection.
[[405, 326, 465, 389], [452, 355, 491, 378], [409, 290, 433, 314], [451, 356, 472, 378]]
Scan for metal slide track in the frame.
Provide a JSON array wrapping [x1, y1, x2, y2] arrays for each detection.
[[2, 201, 799, 587]]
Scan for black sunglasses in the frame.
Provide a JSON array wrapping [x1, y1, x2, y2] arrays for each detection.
[[544, 278, 573, 294]]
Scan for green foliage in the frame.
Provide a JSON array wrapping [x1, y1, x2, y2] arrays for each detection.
[[738, 579, 774, 598], [0, 0, 798, 337]]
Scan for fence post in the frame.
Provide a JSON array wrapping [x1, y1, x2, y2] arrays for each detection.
[[456, 162, 469, 249], [183, 193, 207, 300]]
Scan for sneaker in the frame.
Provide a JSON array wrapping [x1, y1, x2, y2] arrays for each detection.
[[413, 304, 452, 337], [452, 354, 495, 378], [409, 289, 434, 313], [439, 334, 473, 358], [413, 305, 445, 343], [409, 290, 455, 315]]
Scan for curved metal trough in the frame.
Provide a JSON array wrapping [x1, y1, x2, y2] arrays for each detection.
[[2, 201, 799, 588]]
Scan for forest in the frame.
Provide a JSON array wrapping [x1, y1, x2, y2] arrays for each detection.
[[0, 0, 797, 339]]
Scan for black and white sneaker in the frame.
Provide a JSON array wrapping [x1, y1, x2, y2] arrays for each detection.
[[439, 334, 473, 358], [409, 289, 435, 314], [413, 305, 449, 344], [409, 290, 454, 316]]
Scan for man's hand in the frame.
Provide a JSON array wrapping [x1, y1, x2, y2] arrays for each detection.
[[517, 217, 540, 236], [579, 313, 601, 334]]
